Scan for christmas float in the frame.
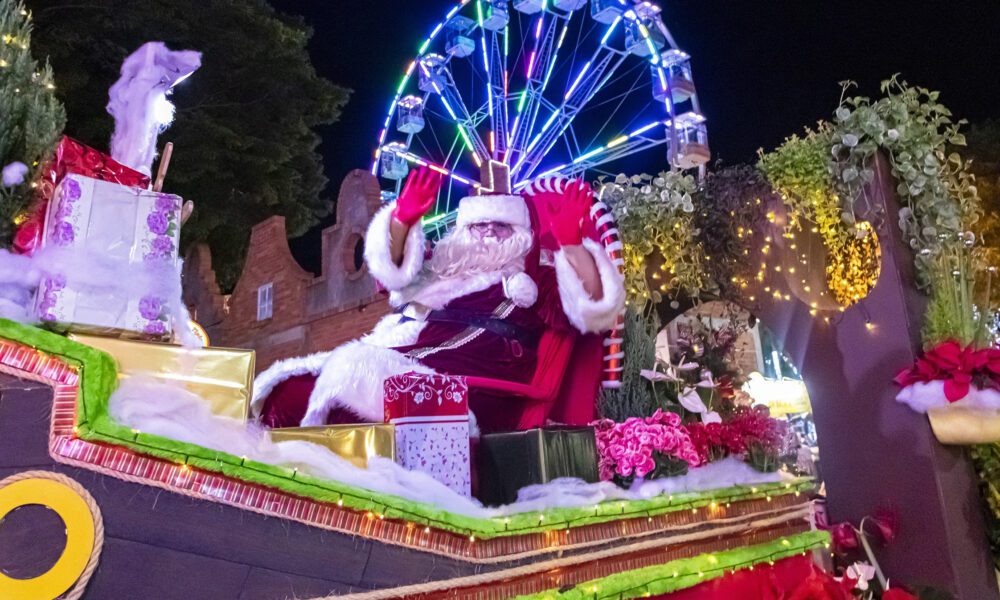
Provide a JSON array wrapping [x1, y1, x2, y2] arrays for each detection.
[[0, 1, 997, 599]]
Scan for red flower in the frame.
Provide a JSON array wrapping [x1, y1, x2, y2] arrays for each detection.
[[868, 509, 898, 545], [786, 570, 853, 600], [829, 522, 859, 553], [883, 588, 919, 600], [894, 341, 995, 402]]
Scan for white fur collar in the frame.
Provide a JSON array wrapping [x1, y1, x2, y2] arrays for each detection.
[[390, 270, 504, 310]]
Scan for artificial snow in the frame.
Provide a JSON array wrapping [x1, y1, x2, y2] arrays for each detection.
[[110, 376, 795, 519], [0, 247, 200, 347]]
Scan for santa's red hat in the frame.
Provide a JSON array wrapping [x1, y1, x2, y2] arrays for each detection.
[[455, 194, 531, 231]]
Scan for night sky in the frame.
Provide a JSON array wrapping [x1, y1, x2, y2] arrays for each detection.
[[275, 0, 1000, 272]]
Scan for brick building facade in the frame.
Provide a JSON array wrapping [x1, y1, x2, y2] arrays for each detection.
[[182, 170, 392, 372]]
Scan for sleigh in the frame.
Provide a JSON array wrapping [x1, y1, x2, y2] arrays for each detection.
[[0, 191, 822, 599]]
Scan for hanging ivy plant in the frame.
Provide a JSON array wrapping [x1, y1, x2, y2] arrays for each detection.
[[694, 164, 775, 298], [758, 127, 880, 306], [830, 75, 982, 289], [599, 172, 711, 308]]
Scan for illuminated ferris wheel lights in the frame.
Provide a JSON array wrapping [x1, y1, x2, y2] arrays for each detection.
[[600, 16, 622, 45], [565, 60, 592, 99]]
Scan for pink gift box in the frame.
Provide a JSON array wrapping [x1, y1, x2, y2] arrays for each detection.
[[384, 372, 471, 497]]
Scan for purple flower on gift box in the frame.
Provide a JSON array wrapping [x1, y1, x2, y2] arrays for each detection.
[[139, 295, 164, 320], [62, 178, 81, 201], [146, 235, 175, 259], [155, 194, 178, 212], [147, 210, 170, 235], [52, 221, 75, 245], [143, 320, 167, 336], [55, 202, 73, 221]]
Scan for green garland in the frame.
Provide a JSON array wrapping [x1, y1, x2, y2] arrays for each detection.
[[514, 530, 830, 599], [0, 318, 813, 539]]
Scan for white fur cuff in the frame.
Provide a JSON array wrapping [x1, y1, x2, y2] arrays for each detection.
[[554, 238, 626, 334], [364, 203, 426, 291]]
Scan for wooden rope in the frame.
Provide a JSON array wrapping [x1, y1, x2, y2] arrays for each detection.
[[320, 505, 814, 600], [0, 470, 104, 600]]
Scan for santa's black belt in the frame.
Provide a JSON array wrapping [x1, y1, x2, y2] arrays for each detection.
[[396, 307, 539, 346]]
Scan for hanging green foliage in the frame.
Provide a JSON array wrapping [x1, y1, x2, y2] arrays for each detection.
[[830, 75, 981, 289]]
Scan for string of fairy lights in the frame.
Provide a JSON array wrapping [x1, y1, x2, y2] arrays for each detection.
[[635, 187, 883, 330], [571, 534, 831, 599], [79, 415, 813, 545]]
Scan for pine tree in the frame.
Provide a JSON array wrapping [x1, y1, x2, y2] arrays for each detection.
[[0, 0, 65, 246]]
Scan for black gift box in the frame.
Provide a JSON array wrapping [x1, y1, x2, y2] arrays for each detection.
[[475, 427, 599, 506]]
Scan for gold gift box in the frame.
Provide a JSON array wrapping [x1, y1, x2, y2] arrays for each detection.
[[70, 334, 255, 421], [270, 425, 395, 469]]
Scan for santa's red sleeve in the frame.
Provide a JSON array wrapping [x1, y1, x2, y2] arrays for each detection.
[[363, 203, 426, 291], [549, 238, 625, 334]]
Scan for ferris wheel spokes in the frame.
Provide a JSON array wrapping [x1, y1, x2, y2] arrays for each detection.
[[506, 14, 561, 168]]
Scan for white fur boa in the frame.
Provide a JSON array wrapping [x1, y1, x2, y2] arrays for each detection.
[[554, 238, 626, 334]]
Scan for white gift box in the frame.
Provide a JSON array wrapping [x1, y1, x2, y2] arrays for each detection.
[[34, 174, 182, 338], [384, 373, 471, 497]]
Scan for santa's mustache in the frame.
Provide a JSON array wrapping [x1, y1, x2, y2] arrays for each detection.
[[428, 226, 533, 279]]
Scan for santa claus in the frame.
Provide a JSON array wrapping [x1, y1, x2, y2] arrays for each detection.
[[251, 166, 625, 429]]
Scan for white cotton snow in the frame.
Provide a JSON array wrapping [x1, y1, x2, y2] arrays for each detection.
[[109, 377, 797, 519], [0, 247, 199, 346]]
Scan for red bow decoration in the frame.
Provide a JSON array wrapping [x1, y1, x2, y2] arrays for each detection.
[[894, 340, 999, 402]]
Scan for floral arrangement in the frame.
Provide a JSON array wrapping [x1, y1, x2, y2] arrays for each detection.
[[686, 406, 791, 472], [592, 409, 700, 484], [894, 341, 1000, 411]]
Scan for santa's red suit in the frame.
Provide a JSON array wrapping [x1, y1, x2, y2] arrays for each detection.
[[251, 176, 624, 430]]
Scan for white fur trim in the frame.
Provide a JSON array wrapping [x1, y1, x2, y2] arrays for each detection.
[[303, 343, 436, 425], [252, 314, 427, 417], [365, 203, 426, 291], [251, 350, 333, 417], [554, 238, 626, 334], [503, 271, 538, 308], [391, 271, 505, 310], [455, 195, 530, 230]]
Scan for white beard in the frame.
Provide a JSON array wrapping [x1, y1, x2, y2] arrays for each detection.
[[427, 225, 533, 279]]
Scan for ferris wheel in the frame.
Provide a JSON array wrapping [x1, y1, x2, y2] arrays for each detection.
[[372, 0, 710, 236]]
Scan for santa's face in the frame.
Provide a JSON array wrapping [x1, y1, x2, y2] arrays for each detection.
[[428, 221, 532, 279], [468, 221, 514, 243]]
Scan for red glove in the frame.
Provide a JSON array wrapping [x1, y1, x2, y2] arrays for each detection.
[[543, 179, 591, 247], [392, 166, 442, 227]]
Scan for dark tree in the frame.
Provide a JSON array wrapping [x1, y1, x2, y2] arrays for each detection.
[[27, 0, 350, 290]]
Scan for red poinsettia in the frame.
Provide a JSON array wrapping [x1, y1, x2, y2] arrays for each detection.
[[786, 569, 854, 600], [894, 340, 998, 402]]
